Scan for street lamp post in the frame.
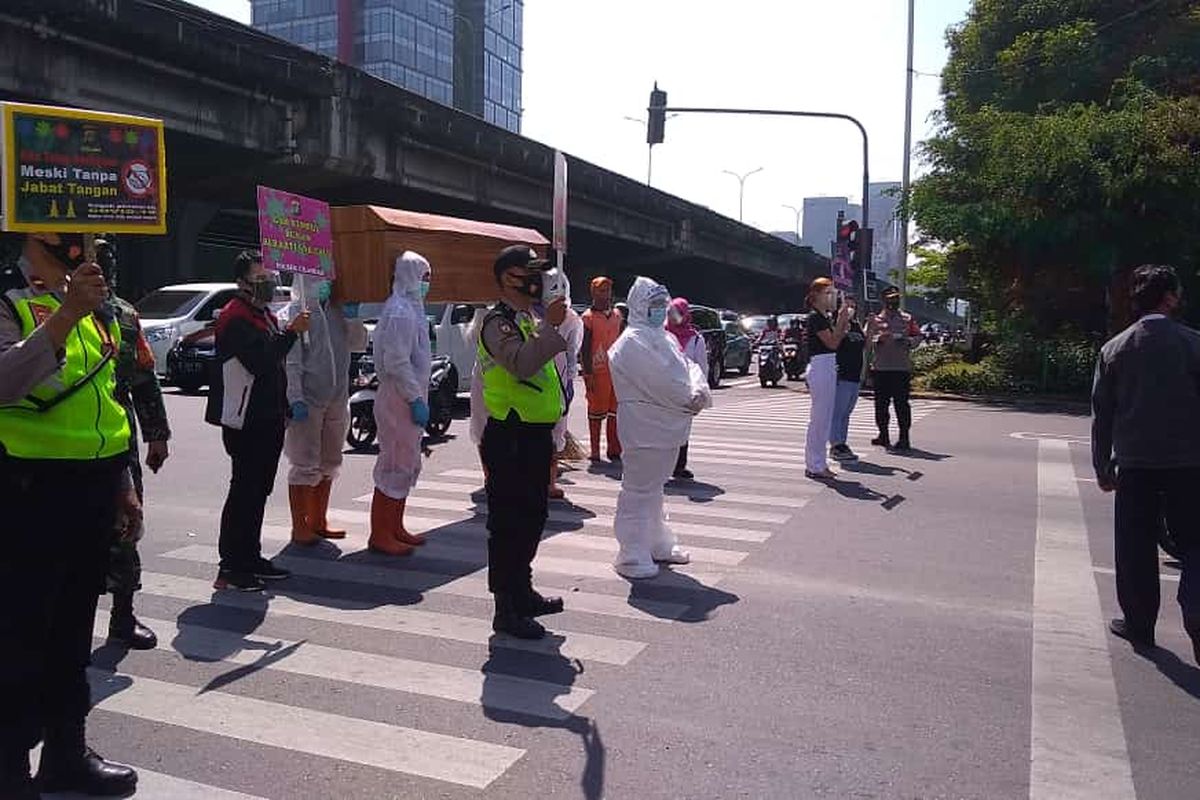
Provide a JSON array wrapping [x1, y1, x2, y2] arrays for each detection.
[[899, 0, 915, 308], [782, 203, 802, 241], [721, 167, 763, 222]]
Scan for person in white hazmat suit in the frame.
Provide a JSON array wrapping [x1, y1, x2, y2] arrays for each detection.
[[281, 272, 363, 544], [368, 252, 433, 555], [548, 274, 583, 498], [608, 276, 711, 579]]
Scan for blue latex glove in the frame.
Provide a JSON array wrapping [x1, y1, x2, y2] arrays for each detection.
[[409, 398, 430, 428], [290, 401, 309, 422]]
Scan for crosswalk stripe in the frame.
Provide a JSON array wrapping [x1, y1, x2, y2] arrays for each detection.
[[684, 438, 823, 454], [91, 613, 594, 720], [182, 539, 691, 623], [685, 445, 805, 464], [35, 748, 267, 800], [137, 571, 646, 666], [88, 672, 524, 789], [325, 506, 774, 544], [437, 469, 810, 509], [349, 491, 793, 526], [262, 521, 747, 568]]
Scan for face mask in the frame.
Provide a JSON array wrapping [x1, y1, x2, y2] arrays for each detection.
[[41, 233, 88, 272], [419, 280, 431, 300], [885, 299, 900, 311], [316, 281, 332, 304], [245, 276, 277, 305], [648, 307, 668, 327], [507, 273, 541, 299], [668, 308, 683, 325]]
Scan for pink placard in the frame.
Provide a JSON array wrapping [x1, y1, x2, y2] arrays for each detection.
[[256, 185, 334, 277]]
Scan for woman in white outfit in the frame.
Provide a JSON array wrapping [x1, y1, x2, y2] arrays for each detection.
[[803, 277, 853, 479], [548, 275, 584, 499], [368, 252, 433, 555], [608, 277, 712, 579], [665, 297, 707, 481]]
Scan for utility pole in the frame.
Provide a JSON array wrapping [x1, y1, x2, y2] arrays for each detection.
[[721, 167, 763, 222], [899, 0, 915, 309]]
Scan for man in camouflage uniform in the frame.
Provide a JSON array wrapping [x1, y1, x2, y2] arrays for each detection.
[[98, 237, 170, 650]]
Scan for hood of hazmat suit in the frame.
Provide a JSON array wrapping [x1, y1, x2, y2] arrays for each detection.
[[282, 272, 339, 407], [372, 252, 433, 499], [608, 276, 711, 449]]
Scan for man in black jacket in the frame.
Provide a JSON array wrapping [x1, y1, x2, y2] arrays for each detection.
[[1092, 264, 1200, 663], [206, 251, 309, 591]]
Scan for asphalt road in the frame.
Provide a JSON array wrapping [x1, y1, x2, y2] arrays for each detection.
[[48, 375, 1200, 800]]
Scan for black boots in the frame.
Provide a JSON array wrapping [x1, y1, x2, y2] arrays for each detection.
[[871, 433, 890, 447], [1, 747, 37, 800], [895, 430, 911, 452], [107, 592, 157, 650], [521, 589, 564, 618], [35, 723, 137, 796], [492, 593, 546, 640]]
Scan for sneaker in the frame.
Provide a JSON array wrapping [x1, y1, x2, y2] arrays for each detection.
[[1109, 618, 1156, 650], [213, 570, 266, 592], [870, 435, 890, 447], [830, 444, 858, 462], [894, 436, 911, 452], [253, 559, 291, 581], [673, 468, 694, 481]]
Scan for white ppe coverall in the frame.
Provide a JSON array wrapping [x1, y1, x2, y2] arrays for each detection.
[[282, 273, 353, 486], [607, 276, 711, 578], [552, 274, 584, 452], [372, 252, 432, 499]]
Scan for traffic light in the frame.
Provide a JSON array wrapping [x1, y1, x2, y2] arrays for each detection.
[[647, 83, 668, 145], [853, 227, 873, 276]]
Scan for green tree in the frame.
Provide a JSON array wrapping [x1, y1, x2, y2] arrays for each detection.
[[911, 1, 1200, 334]]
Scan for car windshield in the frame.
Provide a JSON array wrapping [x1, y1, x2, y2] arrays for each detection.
[[742, 315, 769, 335], [136, 290, 207, 319]]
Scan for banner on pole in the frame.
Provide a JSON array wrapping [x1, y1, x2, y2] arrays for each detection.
[[830, 240, 853, 291], [552, 150, 568, 255], [257, 186, 334, 277], [1, 103, 167, 234]]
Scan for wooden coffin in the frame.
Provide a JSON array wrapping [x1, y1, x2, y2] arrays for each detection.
[[330, 205, 549, 303]]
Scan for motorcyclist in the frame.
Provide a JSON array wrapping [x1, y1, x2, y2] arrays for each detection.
[[756, 315, 783, 347], [783, 316, 804, 343]]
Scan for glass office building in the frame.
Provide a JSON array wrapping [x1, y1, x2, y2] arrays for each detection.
[[252, 0, 522, 133]]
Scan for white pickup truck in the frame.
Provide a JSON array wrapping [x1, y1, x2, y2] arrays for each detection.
[[360, 301, 483, 394]]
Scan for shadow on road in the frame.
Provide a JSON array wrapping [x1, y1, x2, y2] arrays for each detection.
[[481, 635, 604, 800], [1139, 647, 1200, 700], [663, 479, 725, 503], [889, 447, 953, 462], [626, 567, 740, 623]]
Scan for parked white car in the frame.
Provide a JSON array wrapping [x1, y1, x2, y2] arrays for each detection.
[[137, 282, 290, 378]]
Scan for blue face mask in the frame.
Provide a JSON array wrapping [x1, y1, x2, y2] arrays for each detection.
[[316, 281, 332, 304], [419, 281, 431, 300], [648, 307, 668, 327]]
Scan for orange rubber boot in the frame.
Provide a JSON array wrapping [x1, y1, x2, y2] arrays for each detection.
[[368, 489, 414, 556], [313, 478, 346, 539], [288, 484, 320, 545], [393, 497, 427, 546]]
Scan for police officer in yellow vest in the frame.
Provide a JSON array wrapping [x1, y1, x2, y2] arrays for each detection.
[[478, 245, 568, 640], [0, 232, 140, 798]]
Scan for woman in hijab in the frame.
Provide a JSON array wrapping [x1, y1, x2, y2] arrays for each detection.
[[804, 277, 854, 479], [368, 252, 433, 555], [608, 277, 711, 579], [665, 297, 707, 481]]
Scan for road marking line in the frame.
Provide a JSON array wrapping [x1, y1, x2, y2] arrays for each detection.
[[91, 613, 593, 719], [137, 571, 646, 666], [349, 491, 792, 525], [1030, 438, 1134, 800], [88, 672, 524, 789], [437, 469, 810, 508], [331, 504, 773, 544], [180, 539, 689, 623], [33, 749, 266, 800]]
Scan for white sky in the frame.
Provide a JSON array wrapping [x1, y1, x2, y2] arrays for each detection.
[[190, 0, 970, 234]]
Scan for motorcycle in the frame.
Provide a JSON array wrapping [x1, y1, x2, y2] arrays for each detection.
[[782, 341, 803, 381], [758, 344, 783, 388], [346, 354, 459, 451]]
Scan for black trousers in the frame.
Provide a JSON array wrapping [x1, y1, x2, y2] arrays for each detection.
[[873, 370, 912, 436], [1114, 467, 1200, 636], [219, 422, 285, 573], [0, 455, 124, 752], [675, 443, 689, 473], [482, 416, 553, 597]]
